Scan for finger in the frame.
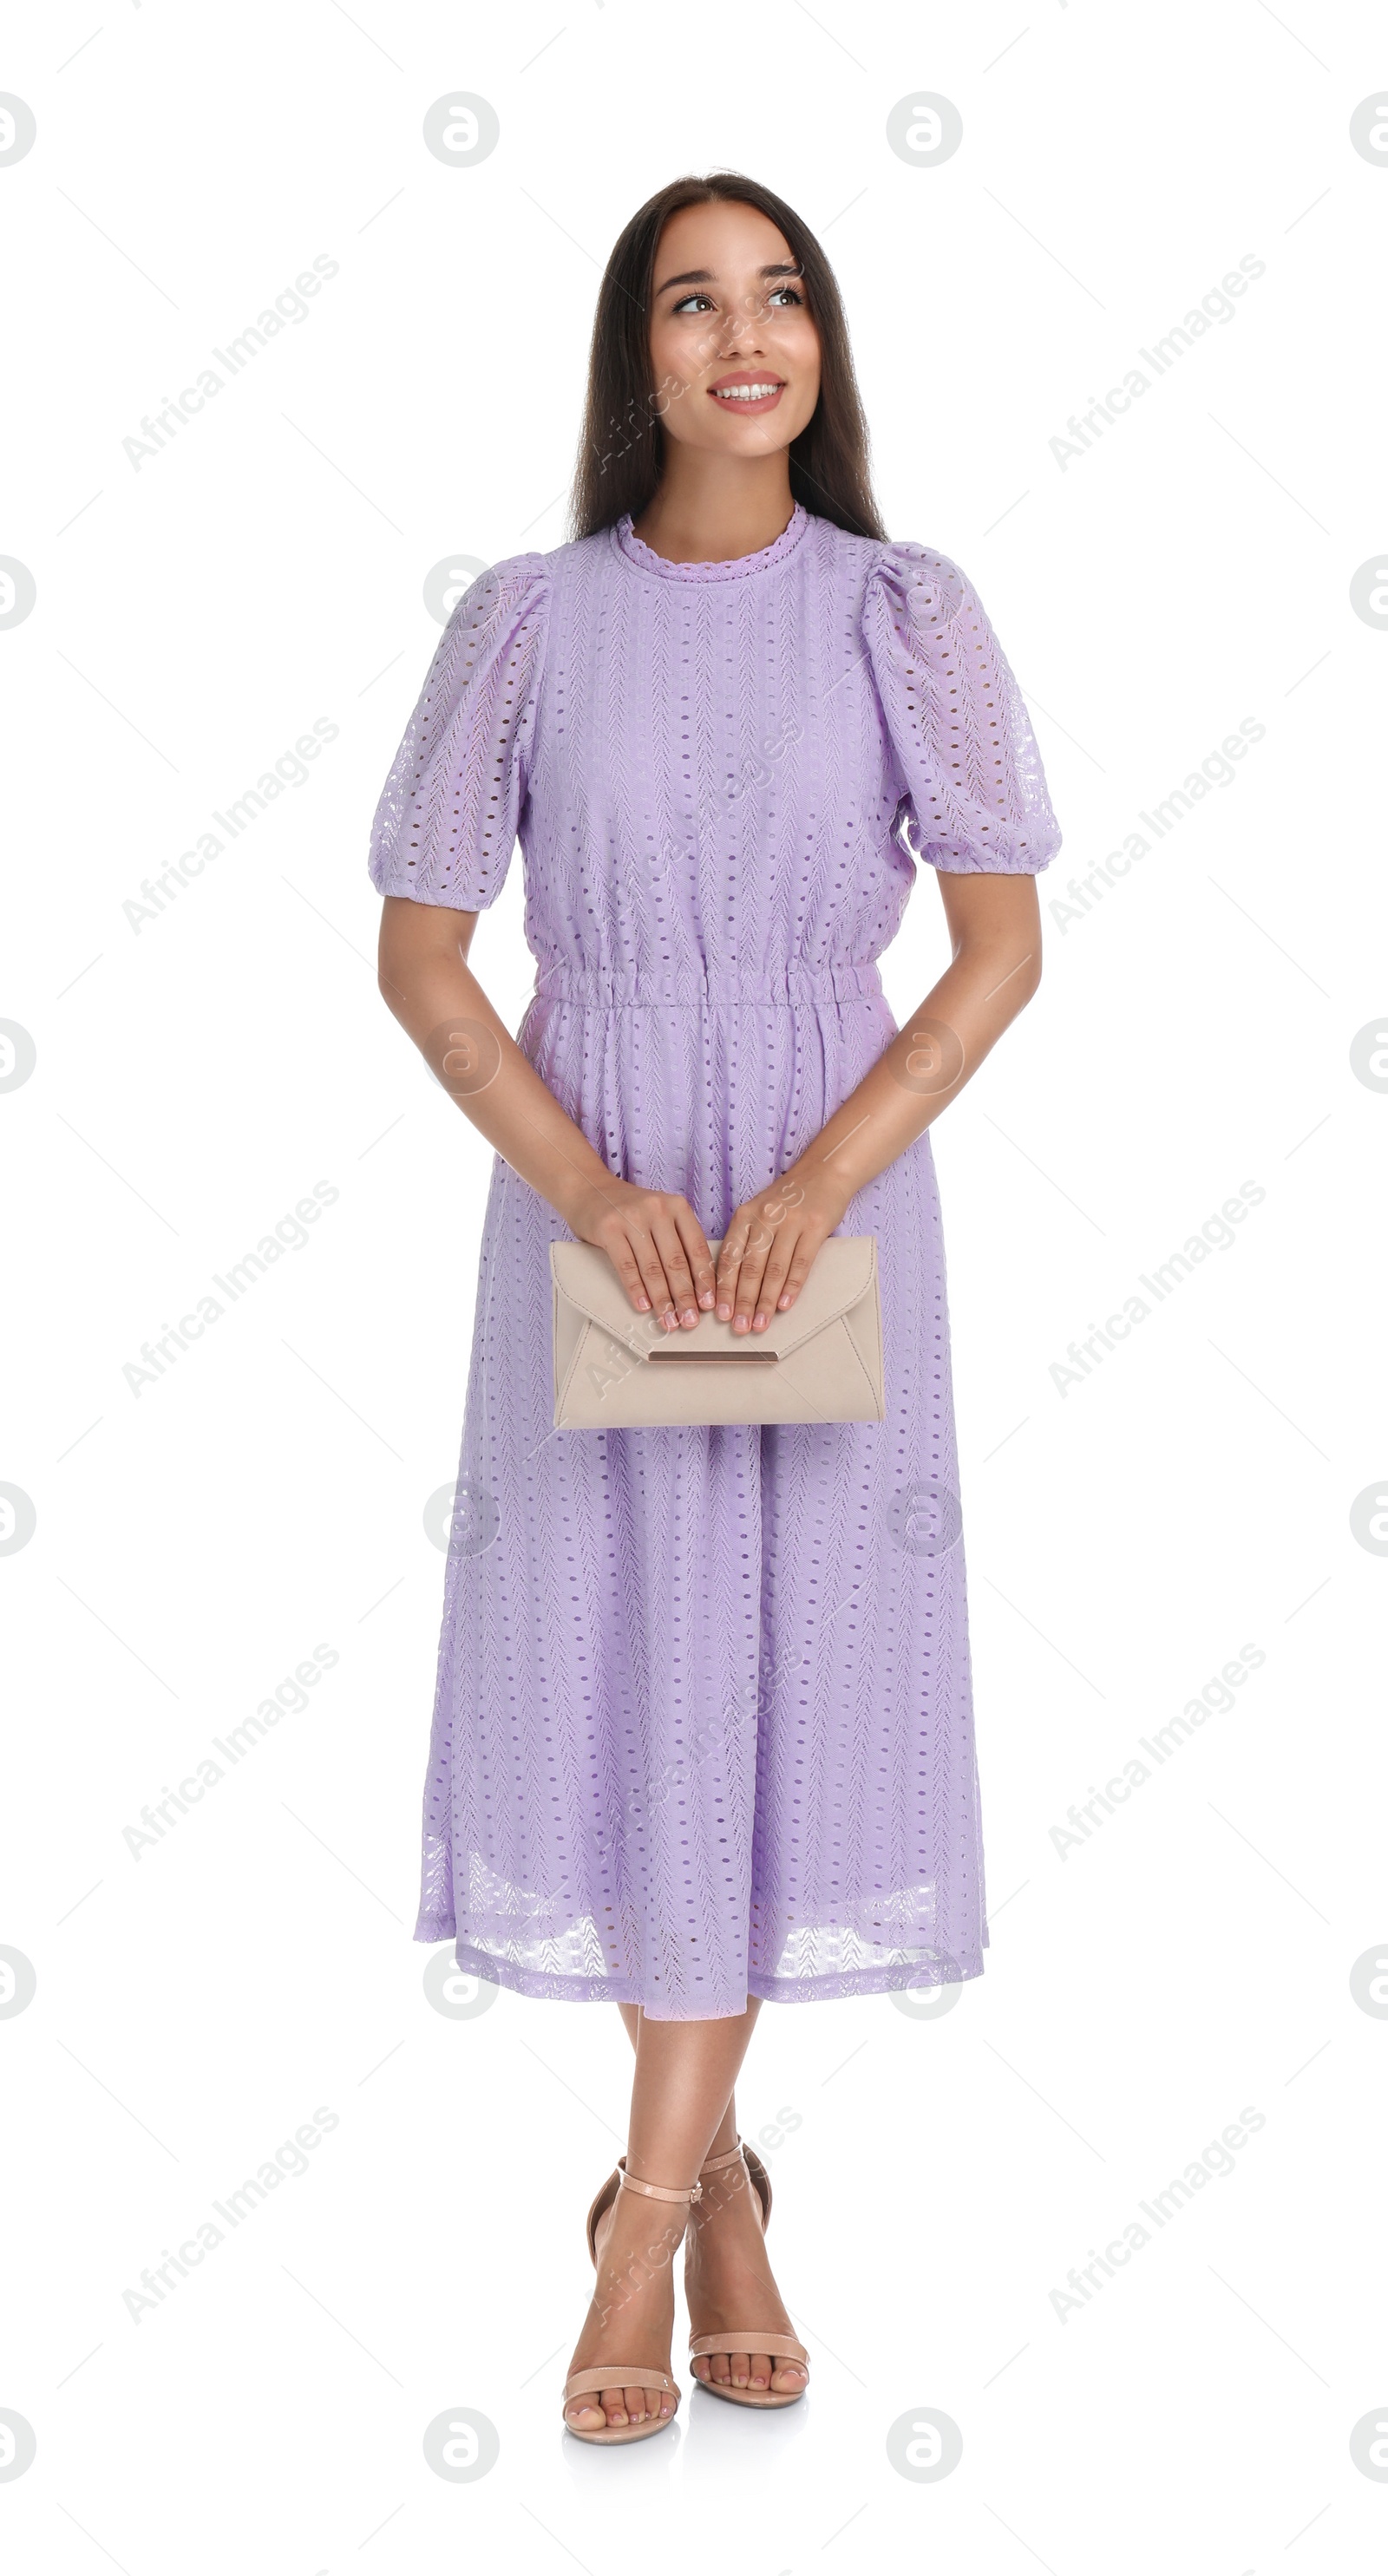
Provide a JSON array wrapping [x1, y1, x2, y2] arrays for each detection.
[[650, 1219, 698, 1325], [627, 1229, 678, 1326], [671, 1204, 717, 1311], [753, 1225, 802, 1327], [715, 1219, 751, 1322], [732, 1229, 771, 1333], [776, 1233, 822, 1310], [606, 1246, 658, 1315]]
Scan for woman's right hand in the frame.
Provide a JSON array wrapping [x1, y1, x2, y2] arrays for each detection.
[[568, 1179, 717, 1330]]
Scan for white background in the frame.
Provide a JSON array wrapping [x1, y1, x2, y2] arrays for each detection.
[[3, 2, 1386, 2569]]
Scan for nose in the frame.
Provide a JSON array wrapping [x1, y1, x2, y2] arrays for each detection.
[[715, 314, 765, 355]]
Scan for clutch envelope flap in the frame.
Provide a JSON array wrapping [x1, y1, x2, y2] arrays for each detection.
[[549, 1234, 876, 1362]]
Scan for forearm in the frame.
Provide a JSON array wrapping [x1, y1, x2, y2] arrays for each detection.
[[782, 930, 1042, 1215], [376, 910, 612, 1232]]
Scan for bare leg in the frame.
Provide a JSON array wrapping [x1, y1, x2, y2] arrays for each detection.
[[619, 2000, 742, 2156], [616, 2003, 807, 2401], [564, 2004, 761, 2433]]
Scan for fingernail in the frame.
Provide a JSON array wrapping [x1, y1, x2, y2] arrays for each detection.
[[635, 1295, 651, 1311], [716, 1301, 730, 1319], [681, 1307, 697, 1325], [698, 1291, 715, 1309]]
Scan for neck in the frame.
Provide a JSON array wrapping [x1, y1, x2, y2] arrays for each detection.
[[630, 454, 796, 565]]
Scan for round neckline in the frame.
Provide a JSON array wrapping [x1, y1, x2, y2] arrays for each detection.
[[611, 500, 809, 584]]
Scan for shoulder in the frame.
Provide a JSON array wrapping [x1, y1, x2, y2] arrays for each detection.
[[453, 546, 552, 618], [435, 548, 555, 682], [856, 533, 972, 633], [451, 525, 617, 627], [798, 517, 974, 636], [493, 525, 616, 587]]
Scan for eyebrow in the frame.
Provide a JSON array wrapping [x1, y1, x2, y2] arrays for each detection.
[[652, 259, 804, 298]]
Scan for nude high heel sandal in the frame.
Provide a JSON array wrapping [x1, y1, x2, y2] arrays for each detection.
[[563, 2162, 701, 2446], [685, 2136, 810, 2409]]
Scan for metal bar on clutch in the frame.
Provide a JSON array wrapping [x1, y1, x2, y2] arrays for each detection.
[[645, 1349, 780, 1363]]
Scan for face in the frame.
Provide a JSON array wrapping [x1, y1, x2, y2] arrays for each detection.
[[646, 199, 822, 455]]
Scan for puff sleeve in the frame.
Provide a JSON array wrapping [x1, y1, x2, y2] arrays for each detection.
[[367, 554, 549, 909], [861, 541, 1062, 875]]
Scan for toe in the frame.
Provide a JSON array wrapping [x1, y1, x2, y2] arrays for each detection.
[[749, 2350, 773, 2390], [622, 2384, 648, 2422], [600, 2387, 628, 2425], [710, 2351, 732, 2385], [770, 2358, 807, 2392], [691, 2355, 710, 2383], [729, 2350, 751, 2388], [566, 2400, 606, 2431]]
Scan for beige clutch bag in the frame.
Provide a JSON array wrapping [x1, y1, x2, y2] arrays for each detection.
[[550, 1236, 884, 1429]]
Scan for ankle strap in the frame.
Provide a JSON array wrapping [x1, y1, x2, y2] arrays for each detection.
[[698, 2136, 747, 2177], [617, 2156, 702, 2206]]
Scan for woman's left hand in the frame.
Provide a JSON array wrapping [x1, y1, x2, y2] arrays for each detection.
[[715, 1166, 851, 1334]]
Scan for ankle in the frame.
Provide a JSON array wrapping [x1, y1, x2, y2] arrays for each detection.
[[616, 2158, 701, 2207]]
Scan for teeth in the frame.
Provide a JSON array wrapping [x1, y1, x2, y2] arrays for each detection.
[[713, 382, 781, 400]]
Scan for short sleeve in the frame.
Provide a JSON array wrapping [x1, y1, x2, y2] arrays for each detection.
[[367, 554, 550, 909], [861, 540, 1062, 875]]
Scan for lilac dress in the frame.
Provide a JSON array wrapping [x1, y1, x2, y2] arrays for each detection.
[[368, 501, 1061, 2019]]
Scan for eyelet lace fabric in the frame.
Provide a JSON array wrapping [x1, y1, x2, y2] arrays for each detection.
[[368, 509, 1062, 2017], [612, 500, 811, 583]]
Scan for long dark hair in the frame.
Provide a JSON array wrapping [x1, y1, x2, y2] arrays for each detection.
[[568, 171, 887, 544]]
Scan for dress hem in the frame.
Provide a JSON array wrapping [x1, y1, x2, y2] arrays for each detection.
[[418, 1923, 988, 2015]]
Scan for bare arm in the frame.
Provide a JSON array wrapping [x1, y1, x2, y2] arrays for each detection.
[[714, 871, 1044, 1332], [376, 896, 717, 1330]]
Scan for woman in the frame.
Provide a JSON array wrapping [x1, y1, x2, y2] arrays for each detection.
[[368, 171, 1062, 2445]]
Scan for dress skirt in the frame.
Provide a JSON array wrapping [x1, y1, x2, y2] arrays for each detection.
[[413, 966, 986, 2019]]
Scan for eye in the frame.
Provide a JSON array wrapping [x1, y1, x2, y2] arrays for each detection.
[[671, 291, 715, 315], [768, 285, 804, 307]]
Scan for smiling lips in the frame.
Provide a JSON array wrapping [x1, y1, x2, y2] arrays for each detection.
[[709, 371, 786, 413]]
